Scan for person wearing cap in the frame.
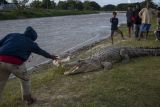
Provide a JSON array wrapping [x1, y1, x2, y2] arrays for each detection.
[[0, 26, 59, 105]]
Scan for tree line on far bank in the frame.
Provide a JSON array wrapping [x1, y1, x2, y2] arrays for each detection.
[[103, 0, 158, 11], [8, 0, 101, 11], [0, 0, 159, 11]]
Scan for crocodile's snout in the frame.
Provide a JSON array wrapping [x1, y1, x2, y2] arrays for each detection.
[[64, 66, 80, 75], [64, 60, 88, 75]]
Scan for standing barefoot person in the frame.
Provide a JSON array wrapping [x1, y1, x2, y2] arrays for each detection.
[[110, 11, 124, 44], [0, 26, 59, 105], [138, 2, 155, 40], [133, 4, 142, 39], [155, 9, 160, 41], [126, 6, 134, 38]]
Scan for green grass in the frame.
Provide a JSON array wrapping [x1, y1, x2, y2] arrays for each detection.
[[1, 18, 160, 107], [0, 9, 98, 20], [77, 57, 160, 107], [0, 67, 65, 107]]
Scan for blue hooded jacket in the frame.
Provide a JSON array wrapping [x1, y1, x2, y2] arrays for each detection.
[[0, 26, 53, 61]]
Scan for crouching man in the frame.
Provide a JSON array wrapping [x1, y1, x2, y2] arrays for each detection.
[[0, 26, 58, 105]]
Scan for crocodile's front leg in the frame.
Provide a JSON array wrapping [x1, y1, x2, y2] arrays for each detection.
[[101, 62, 113, 70], [120, 48, 130, 64]]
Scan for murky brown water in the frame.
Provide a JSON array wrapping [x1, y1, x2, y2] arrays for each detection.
[[0, 13, 126, 69]]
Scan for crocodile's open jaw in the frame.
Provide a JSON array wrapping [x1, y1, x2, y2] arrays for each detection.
[[63, 60, 89, 75]]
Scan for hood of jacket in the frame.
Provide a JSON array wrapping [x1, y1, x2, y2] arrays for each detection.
[[24, 26, 37, 41]]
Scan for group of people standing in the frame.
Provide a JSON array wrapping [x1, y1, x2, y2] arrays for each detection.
[[126, 2, 156, 40], [0, 2, 160, 106], [126, 5, 141, 39], [110, 2, 160, 44]]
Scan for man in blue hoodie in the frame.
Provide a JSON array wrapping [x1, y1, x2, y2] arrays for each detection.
[[0, 26, 58, 105]]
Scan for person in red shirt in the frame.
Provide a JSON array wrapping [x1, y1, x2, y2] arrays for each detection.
[[0, 26, 59, 105]]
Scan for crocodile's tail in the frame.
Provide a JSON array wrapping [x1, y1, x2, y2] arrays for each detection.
[[125, 47, 160, 57]]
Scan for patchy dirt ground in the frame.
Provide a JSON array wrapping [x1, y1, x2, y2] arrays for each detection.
[[27, 38, 129, 107], [29, 40, 110, 107], [31, 71, 104, 107]]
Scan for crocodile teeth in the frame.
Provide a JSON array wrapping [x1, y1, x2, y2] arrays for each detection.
[[64, 66, 79, 75]]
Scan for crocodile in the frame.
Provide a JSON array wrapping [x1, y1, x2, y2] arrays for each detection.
[[63, 46, 160, 75]]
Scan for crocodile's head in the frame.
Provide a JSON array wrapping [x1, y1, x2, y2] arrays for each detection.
[[63, 59, 101, 75], [63, 60, 88, 75]]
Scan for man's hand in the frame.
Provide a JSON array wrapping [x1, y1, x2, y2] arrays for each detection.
[[52, 56, 70, 67], [52, 55, 62, 67], [53, 59, 61, 67], [52, 55, 59, 60]]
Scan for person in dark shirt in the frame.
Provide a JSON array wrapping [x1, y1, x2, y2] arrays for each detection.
[[0, 26, 59, 105], [126, 6, 134, 38], [133, 4, 142, 39], [110, 11, 124, 44], [155, 9, 160, 41]]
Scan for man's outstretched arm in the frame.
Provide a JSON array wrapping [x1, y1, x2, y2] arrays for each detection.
[[31, 43, 58, 60]]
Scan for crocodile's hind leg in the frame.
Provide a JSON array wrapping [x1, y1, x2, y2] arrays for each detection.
[[120, 49, 130, 64], [101, 62, 113, 70]]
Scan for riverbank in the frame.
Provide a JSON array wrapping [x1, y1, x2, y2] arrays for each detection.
[[1, 18, 160, 107], [0, 9, 98, 20], [0, 12, 124, 69]]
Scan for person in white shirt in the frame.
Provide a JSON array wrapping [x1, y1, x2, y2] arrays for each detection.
[[138, 2, 155, 40]]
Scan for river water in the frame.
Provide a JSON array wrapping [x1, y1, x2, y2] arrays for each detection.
[[0, 13, 126, 69]]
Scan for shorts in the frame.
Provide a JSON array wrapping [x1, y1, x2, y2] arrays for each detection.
[[111, 30, 117, 36], [127, 22, 133, 27], [155, 31, 160, 40], [140, 24, 151, 32]]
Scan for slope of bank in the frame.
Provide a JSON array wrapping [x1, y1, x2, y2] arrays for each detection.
[[1, 19, 160, 107], [0, 9, 98, 20]]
